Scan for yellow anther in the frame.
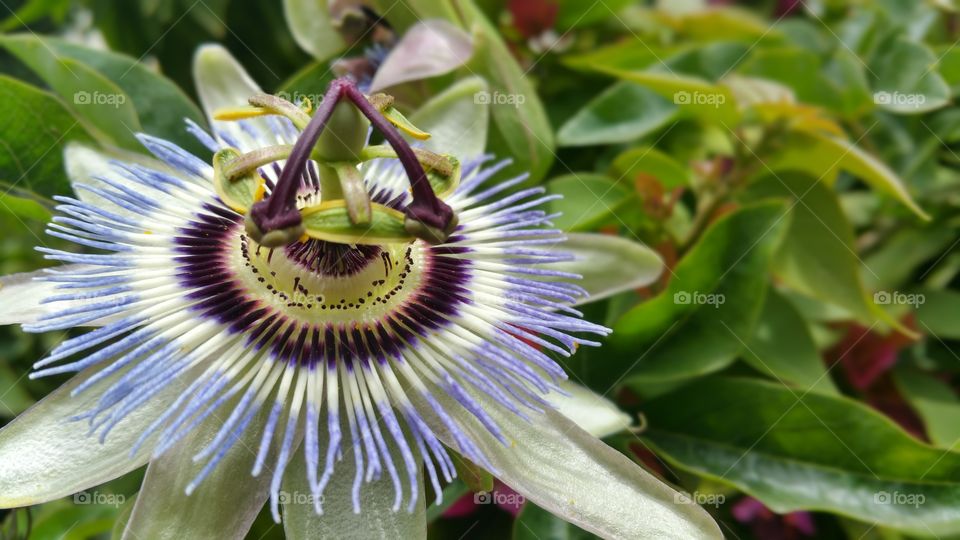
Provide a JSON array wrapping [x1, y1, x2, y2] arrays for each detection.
[[213, 106, 272, 121]]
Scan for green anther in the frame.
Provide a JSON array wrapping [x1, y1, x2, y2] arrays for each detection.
[[247, 93, 311, 130], [213, 148, 266, 213], [404, 213, 459, 245], [300, 201, 414, 245], [222, 145, 294, 181]]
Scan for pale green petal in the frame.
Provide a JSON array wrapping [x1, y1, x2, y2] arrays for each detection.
[[419, 390, 723, 539], [369, 20, 473, 92], [0, 367, 189, 507], [282, 0, 346, 61], [554, 233, 664, 306], [193, 44, 270, 151], [547, 382, 632, 439], [121, 408, 272, 540], [409, 76, 489, 160], [0, 268, 72, 326], [281, 445, 426, 539]]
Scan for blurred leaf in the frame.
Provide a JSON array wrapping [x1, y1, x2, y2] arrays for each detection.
[[459, 0, 555, 183], [863, 227, 956, 290], [871, 38, 950, 114], [513, 502, 596, 539], [610, 146, 690, 188], [556, 82, 676, 147], [546, 173, 633, 231], [0, 192, 52, 222], [282, 0, 347, 60], [0, 364, 33, 418], [0, 0, 70, 31], [0, 35, 142, 151], [740, 47, 848, 112], [564, 41, 666, 74], [408, 76, 489, 160], [661, 42, 750, 81], [607, 202, 790, 384], [664, 7, 773, 43], [894, 367, 960, 449], [1, 34, 206, 154], [744, 173, 906, 332], [276, 61, 337, 95], [0, 75, 96, 198], [555, 0, 632, 29], [644, 376, 960, 536], [743, 289, 838, 395], [915, 289, 960, 340], [770, 130, 928, 220]]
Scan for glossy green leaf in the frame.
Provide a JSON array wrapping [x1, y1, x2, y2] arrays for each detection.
[[871, 38, 950, 114], [895, 367, 960, 449], [643, 376, 960, 536], [545, 173, 633, 231], [408, 76, 490, 160], [743, 289, 838, 395], [4, 35, 206, 154], [0, 75, 96, 198], [556, 82, 676, 147], [459, 0, 554, 183], [609, 146, 691, 188], [0, 35, 142, 150], [743, 172, 906, 331], [607, 202, 789, 384], [282, 0, 346, 61], [551, 233, 664, 306], [915, 289, 960, 340]]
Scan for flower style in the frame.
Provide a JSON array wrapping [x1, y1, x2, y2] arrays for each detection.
[[0, 46, 721, 539]]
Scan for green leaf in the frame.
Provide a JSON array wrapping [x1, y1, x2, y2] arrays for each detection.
[[0, 75, 96, 198], [609, 146, 691, 188], [545, 173, 633, 231], [915, 289, 960, 340], [771, 131, 928, 219], [0, 363, 33, 418], [0, 35, 142, 151], [871, 38, 950, 114], [0, 192, 52, 222], [282, 0, 347, 61], [25, 36, 208, 155], [459, 0, 554, 183], [743, 172, 906, 331], [556, 82, 676, 147], [607, 202, 790, 384], [408, 76, 490, 160], [642, 376, 960, 536], [554, 0, 633, 29], [740, 47, 846, 112], [895, 367, 960, 449], [862, 227, 957, 291], [513, 502, 595, 540], [743, 289, 838, 395]]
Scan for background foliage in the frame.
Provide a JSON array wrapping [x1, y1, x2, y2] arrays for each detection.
[[1, 0, 960, 538]]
